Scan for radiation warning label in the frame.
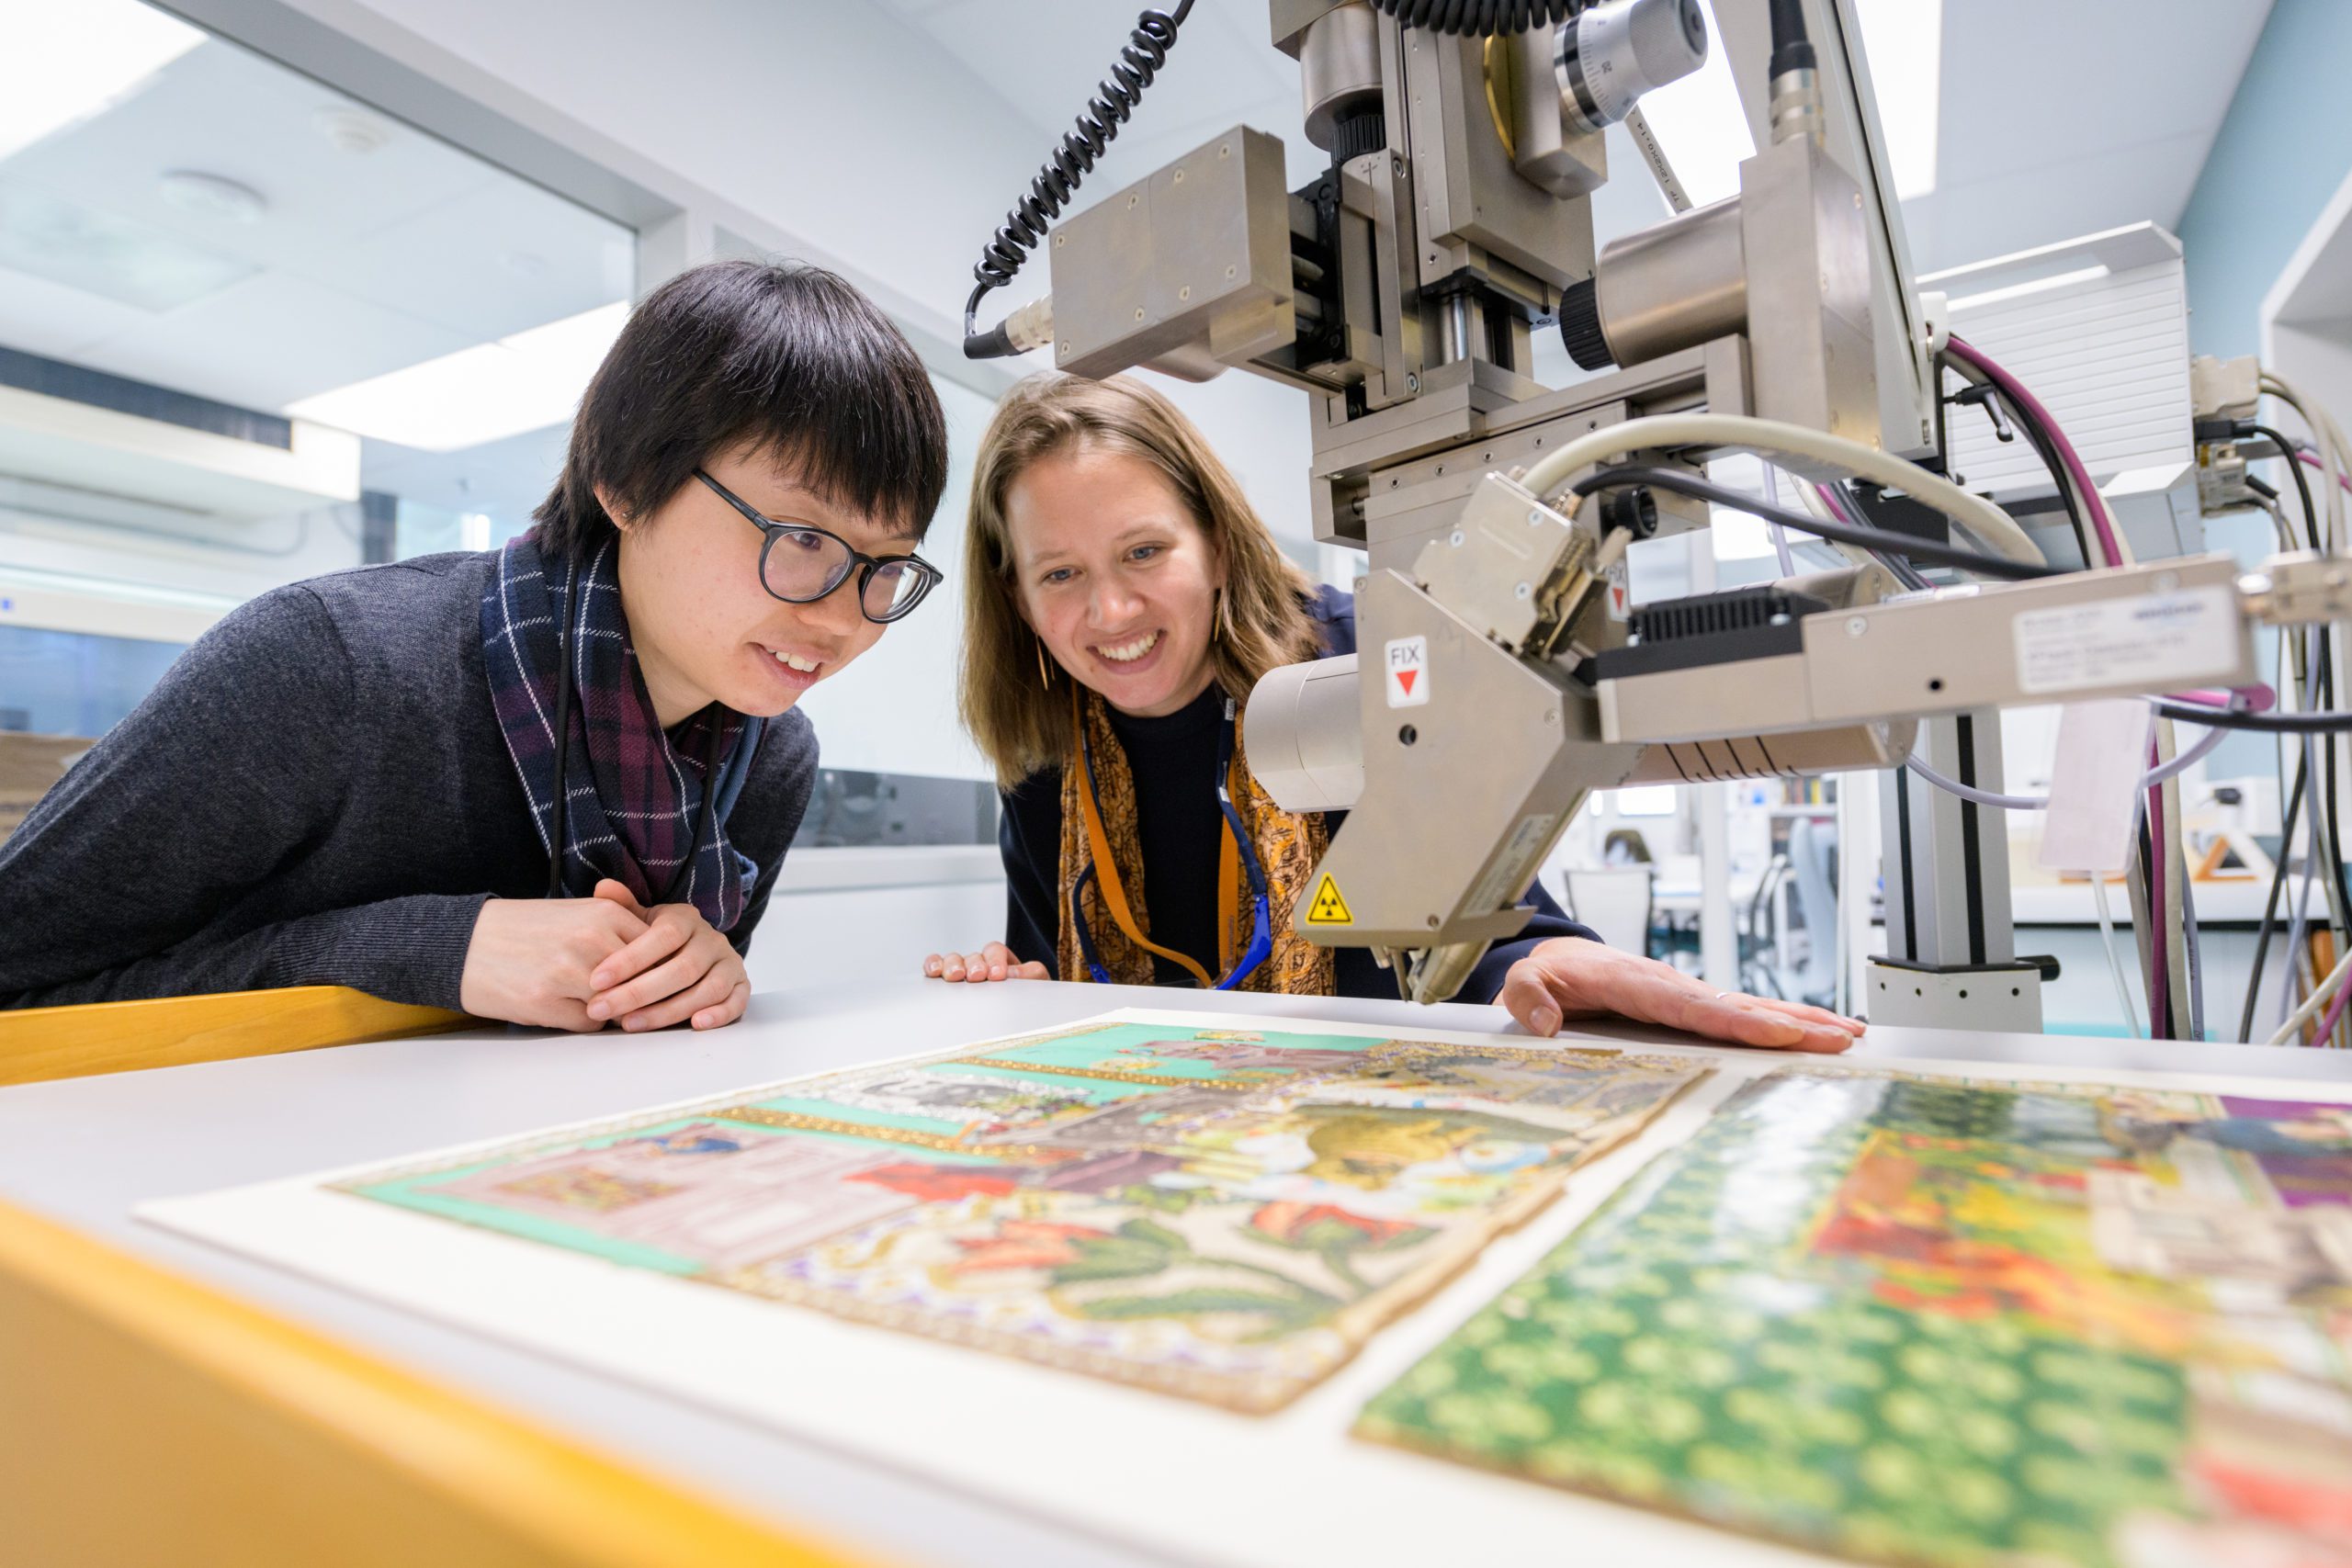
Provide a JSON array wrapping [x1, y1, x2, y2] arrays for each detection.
[[1385, 636, 1429, 707], [1305, 874, 1354, 925]]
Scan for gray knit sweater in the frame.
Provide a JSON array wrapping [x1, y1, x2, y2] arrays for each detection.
[[0, 551, 818, 1011]]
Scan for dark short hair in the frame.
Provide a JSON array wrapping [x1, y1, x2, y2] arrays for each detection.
[[536, 260, 948, 560]]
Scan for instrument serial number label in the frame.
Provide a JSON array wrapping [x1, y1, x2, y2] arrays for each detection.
[[2012, 586, 2236, 696]]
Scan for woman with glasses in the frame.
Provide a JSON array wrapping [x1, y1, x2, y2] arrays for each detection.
[[925, 375, 1860, 1052], [0, 261, 947, 1034]]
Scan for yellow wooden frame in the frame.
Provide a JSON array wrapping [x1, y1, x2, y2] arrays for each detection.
[[0, 985, 472, 1087], [0, 1197, 886, 1566]]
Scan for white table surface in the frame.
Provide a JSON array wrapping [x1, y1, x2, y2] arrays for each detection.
[[6, 979, 2350, 1568]]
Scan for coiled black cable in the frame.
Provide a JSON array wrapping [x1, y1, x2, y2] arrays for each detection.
[[963, 1, 1194, 358], [960, 0, 1612, 356], [1363, 0, 1580, 33]]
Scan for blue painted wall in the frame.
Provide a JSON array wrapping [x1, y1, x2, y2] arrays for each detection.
[[2177, 0, 2352, 357]]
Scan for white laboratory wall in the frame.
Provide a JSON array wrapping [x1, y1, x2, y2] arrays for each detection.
[[744, 856, 1008, 994], [788, 375, 995, 781]]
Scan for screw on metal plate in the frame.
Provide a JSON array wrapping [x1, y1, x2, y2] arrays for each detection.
[[1179, 286, 1191, 301], [1515, 581, 1532, 600], [1450, 530, 1465, 547], [1527, 509, 1544, 525], [1846, 615, 1867, 637], [1406, 373, 1419, 392]]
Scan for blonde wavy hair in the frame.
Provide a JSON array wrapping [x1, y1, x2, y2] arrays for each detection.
[[959, 374, 1325, 787]]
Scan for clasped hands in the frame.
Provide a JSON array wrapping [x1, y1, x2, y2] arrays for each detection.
[[459, 879, 750, 1032]]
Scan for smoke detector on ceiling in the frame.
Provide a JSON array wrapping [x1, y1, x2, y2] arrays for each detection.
[[156, 171, 267, 225], [314, 106, 394, 154]]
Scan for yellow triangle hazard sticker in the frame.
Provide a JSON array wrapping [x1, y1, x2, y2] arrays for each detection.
[[1305, 874, 1353, 925]]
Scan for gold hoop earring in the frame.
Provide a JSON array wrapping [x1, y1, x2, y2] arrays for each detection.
[[1035, 636, 1053, 689]]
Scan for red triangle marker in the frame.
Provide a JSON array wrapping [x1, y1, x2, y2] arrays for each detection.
[[1397, 671, 1417, 695]]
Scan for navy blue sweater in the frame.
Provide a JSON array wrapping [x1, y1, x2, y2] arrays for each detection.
[[997, 586, 1594, 1001], [0, 553, 818, 1011]]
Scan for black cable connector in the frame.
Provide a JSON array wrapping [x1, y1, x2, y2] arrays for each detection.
[[1571, 466, 2059, 581], [1767, 0, 1815, 76], [1600, 485, 1659, 540]]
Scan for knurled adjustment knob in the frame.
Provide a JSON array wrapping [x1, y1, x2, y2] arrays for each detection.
[[1557, 276, 1615, 372], [1329, 106, 1387, 162]]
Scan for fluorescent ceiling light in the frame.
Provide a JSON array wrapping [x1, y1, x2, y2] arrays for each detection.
[[0, 0, 204, 164], [1853, 0, 1942, 199], [287, 301, 630, 452], [1946, 265, 2109, 313], [1634, 0, 1753, 208]]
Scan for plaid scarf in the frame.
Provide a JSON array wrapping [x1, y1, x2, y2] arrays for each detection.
[[481, 531, 751, 931]]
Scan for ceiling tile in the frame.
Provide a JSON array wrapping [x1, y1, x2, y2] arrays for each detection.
[[288, 180, 633, 344], [0, 39, 497, 277], [67, 271, 477, 412], [0, 263, 153, 363]]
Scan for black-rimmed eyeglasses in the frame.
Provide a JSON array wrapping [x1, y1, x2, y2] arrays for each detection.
[[695, 468, 941, 624]]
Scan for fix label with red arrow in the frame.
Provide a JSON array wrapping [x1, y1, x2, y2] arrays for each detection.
[[1385, 635, 1429, 708]]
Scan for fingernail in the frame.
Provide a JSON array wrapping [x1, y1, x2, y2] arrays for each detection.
[[623, 1016, 647, 1032], [1531, 1007, 1561, 1037], [585, 1002, 608, 1021]]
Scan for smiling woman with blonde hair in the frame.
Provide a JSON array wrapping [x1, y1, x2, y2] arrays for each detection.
[[924, 372, 1861, 1053]]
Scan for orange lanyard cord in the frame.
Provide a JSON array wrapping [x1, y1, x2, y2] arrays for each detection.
[[1216, 752, 1242, 973], [1072, 683, 1217, 988]]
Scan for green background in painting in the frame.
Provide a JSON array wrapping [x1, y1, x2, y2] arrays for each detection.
[[1358, 1074, 2194, 1568]]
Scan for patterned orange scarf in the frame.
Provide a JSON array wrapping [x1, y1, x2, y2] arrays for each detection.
[[1056, 684, 1334, 994]]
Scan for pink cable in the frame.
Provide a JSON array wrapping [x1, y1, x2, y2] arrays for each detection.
[[1947, 336, 2125, 570], [2147, 743, 2169, 1038], [2169, 684, 2276, 712], [2295, 449, 2352, 496], [2288, 450, 2347, 1041], [2312, 959, 2352, 1047], [1950, 335, 2171, 1030]]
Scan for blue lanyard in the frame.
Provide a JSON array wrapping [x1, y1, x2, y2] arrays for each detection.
[[1071, 698, 1272, 989]]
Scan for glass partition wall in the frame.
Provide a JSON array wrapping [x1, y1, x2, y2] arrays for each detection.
[[0, 0, 998, 843], [0, 0, 635, 733]]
